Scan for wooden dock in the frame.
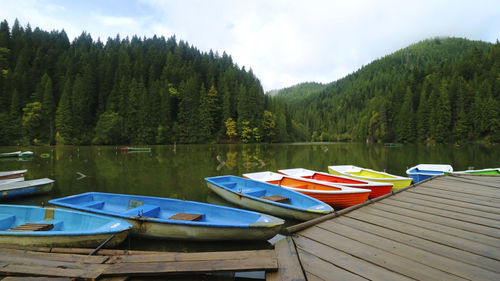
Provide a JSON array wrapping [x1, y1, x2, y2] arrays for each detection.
[[269, 174, 500, 280], [1, 174, 499, 280], [0, 246, 277, 280]]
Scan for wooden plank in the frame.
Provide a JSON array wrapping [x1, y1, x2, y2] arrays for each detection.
[[317, 220, 500, 280], [381, 198, 500, 228], [410, 186, 500, 208], [441, 176, 500, 189], [421, 181, 500, 199], [0, 263, 104, 279], [168, 213, 202, 221], [0, 248, 109, 264], [107, 250, 274, 264], [303, 271, 324, 281], [8, 223, 54, 231], [425, 182, 500, 198], [347, 209, 500, 259], [260, 195, 289, 203], [404, 191, 500, 215], [374, 202, 500, 238], [293, 234, 413, 281], [1, 277, 72, 281], [298, 226, 466, 281], [50, 247, 162, 256], [295, 247, 368, 281], [266, 237, 306, 281], [102, 251, 277, 276], [368, 204, 500, 247], [0, 254, 107, 271], [333, 216, 500, 273], [390, 194, 500, 220]]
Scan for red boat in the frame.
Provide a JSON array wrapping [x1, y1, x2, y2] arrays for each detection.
[[243, 171, 370, 209], [278, 168, 393, 199]]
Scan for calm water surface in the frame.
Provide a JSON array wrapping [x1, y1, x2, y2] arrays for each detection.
[[1, 143, 498, 251]]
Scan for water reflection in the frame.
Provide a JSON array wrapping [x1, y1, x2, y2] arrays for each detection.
[[0, 143, 498, 251]]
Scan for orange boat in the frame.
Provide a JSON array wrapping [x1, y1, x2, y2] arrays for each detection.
[[243, 171, 370, 209], [278, 168, 392, 199]]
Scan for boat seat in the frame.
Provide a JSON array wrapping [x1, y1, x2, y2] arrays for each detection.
[[287, 184, 308, 189], [8, 223, 54, 231], [82, 200, 105, 209], [223, 182, 238, 190], [169, 212, 203, 221], [241, 188, 266, 197], [260, 195, 290, 203], [0, 214, 15, 230], [123, 204, 160, 218]]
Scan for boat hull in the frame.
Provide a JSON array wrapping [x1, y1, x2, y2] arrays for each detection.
[[119, 215, 282, 240], [289, 189, 368, 208], [0, 179, 54, 200], [0, 229, 128, 247], [206, 181, 327, 221], [328, 166, 412, 190]]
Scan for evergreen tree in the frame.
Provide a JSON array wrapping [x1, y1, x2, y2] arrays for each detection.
[[55, 78, 73, 144]]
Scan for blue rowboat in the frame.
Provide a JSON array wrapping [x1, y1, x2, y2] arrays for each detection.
[[0, 178, 54, 200], [49, 192, 284, 240], [0, 205, 131, 247], [205, 175, 333, 221], [406, 164, 453, 183]]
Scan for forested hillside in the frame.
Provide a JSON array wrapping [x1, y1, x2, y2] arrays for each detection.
[[0, 19, 289, 145], [275, 37, 500, 144]]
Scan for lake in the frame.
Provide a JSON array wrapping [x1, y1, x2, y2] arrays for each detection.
[[1, 142, 498, 251]]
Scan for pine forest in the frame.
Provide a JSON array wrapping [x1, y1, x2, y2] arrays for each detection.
[[0, 20, 498, 146]]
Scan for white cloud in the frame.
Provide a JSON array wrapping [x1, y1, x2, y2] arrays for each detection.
[[1, 0, 499, 90]]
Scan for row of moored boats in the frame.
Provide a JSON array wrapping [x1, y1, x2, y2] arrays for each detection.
[[0, 163, 498, 248]]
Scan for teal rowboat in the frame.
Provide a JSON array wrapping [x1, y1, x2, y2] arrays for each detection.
[[0, 205, 131, 247], [205, 175, 333, 221], [49, 192, 284, 240]]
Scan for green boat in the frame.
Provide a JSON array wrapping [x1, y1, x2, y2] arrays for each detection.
[[449, 168, 500, 175]]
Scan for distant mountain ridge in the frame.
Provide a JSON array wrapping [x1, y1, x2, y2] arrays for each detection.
[[275, 37, 499, 143]]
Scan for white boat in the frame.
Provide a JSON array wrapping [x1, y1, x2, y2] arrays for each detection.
[[0, 178, 54, 200], [406, 164, 453, 183], [0, 169, 27, 185]]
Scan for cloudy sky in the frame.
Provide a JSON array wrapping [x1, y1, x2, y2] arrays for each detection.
[[0, 0, 498, 91]]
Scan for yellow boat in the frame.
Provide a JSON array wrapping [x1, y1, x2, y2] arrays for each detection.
[[328, 165, 412, 190]]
